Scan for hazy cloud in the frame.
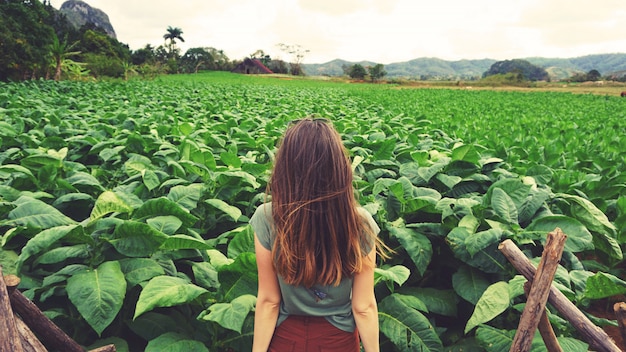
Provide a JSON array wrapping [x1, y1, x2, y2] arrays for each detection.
[[48, 0, 626, 63]]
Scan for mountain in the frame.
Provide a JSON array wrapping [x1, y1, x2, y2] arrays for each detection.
[[303, 53, 626, 80], [59, 0, 116, 38]]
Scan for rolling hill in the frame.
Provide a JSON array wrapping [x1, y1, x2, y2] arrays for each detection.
[[303, 53, 626, 80]]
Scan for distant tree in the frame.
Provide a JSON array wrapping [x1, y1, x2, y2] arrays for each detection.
[[0, 0, 55, 80], [49, 34, 80, 81], [163, 26, 184, 57], [277, 43, 309, 75], [346, 64, 367, 80], [483, 59, 548, 81], [250, 49, 271, 66], [131, 44, 156, 65], [586, 69, 601, 81], [368, 63, 387, 82], [267, 59, 289, 74], [180, 47, 214, 73], [569, 69, 602, 82]]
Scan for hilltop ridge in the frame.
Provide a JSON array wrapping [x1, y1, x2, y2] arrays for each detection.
[[303, 53, 626, 80]]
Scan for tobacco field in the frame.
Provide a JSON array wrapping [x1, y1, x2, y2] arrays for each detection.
[[1, 72, 626, 351]]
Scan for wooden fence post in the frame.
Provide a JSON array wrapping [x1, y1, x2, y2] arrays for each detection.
[[499, 238, 621, 352], [9, 288, 85, 352], [510, 228, 566, 351], [1, 266, 24, 352]]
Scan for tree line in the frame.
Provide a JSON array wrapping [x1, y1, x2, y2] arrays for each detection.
[[0, 0, 247, 81]]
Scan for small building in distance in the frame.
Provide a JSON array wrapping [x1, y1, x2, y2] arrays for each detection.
[[232, 58, 273, 74]]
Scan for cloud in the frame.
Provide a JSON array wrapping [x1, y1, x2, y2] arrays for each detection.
[[298, 0, 400, 16], [518, 0, 626, 47]]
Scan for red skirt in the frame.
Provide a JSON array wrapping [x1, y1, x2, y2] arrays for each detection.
[[268, 315, 360, 352]]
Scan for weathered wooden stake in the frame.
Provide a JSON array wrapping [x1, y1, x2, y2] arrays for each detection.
[[1, 266, 24, 352], [15, 314, 49, 352], [499, 239, 621, 352], [9, 288, 85, 352], [523, 281, 563, 352], [88, 345, 117, 352], [510, 228, 566, 352]]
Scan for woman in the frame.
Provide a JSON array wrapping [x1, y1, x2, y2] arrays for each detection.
[[250, 117, 385, 352]]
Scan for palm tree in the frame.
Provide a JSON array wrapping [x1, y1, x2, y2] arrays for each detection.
[[163, 26, 184, 57], [49, 34, 80, 81]]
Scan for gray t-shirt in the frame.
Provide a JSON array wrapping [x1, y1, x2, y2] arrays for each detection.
[[249, 202, 380, 332]]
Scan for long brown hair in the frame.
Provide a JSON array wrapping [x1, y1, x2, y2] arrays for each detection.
[[269, 117, 376, 287]]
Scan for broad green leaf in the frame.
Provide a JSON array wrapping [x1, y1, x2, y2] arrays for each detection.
[[145, 332, 209, 352], [134, 198, 198, 228], [465, 229, 503, 257], [475, 325, 514, 352], [167, 183, 204, 211], [35, 244, 90, 265], [378, 294, 443, 352], [200, 294, 256, 333], [526, 215, 593, 253], [592, 232, 623, 260], [465, 281, 510, 333], [191, 262, 220, 290], [227, 225, 255, 258], [388, 227, 432, 276], [374, 265, 411, 290], [67, 261, 126, 336], [215, 170, 260, 188], [159, 234, 212, 250], [134, 276, 208, 319], [584, 272, 626, 299], [90, 191, 134, 223], [446, 227, 508, 274], [108, 221, 168, 257], [7, 196, 76, 229], [0, 249, 19, 275], [220, 151, 242, 168], [398, 287, 458, 317], [119, 258, 166, 287], [66, 172, 104, 191], [218, 252, 258, 301], [207, 249, 234, 269], [146, 216, 182, 235], [451, 144, 480, 164], [142, 170, 160, 191], [556, 193, 616, 234], [491, 188, 518, 224], [21, 153, 63, 168], [17, 224, 84, 271], [486, 179, 531, 208], [526, 164, 553, 185], [452, 266, 490, 305], [205, 199, 242, 222]]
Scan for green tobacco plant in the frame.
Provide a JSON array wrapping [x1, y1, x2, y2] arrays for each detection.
[[1, 74, 624, 351]]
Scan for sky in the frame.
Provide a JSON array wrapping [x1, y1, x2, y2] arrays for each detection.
[[49, 0, 626, 64]]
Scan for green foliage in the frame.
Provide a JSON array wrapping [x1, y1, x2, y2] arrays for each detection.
[[483, 59, 549, 81], [0, 73, 624, 351], [368, 63, 387, 82], [346, 64, 367, 80]]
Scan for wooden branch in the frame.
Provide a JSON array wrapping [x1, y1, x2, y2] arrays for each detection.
[[499, 239, 621, 352], [15, 315, 48, 352], [1, 266, 24, 352], [614, 302, 626, 348], [511, 228, 567, 352], [89, 344, 117, 352], [9, 288, 85, 352], [523, 281, 563, 352]]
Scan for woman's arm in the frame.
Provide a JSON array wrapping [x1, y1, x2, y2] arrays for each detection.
[[352, 249, 379, 352], [252, 234, 282, 352]]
